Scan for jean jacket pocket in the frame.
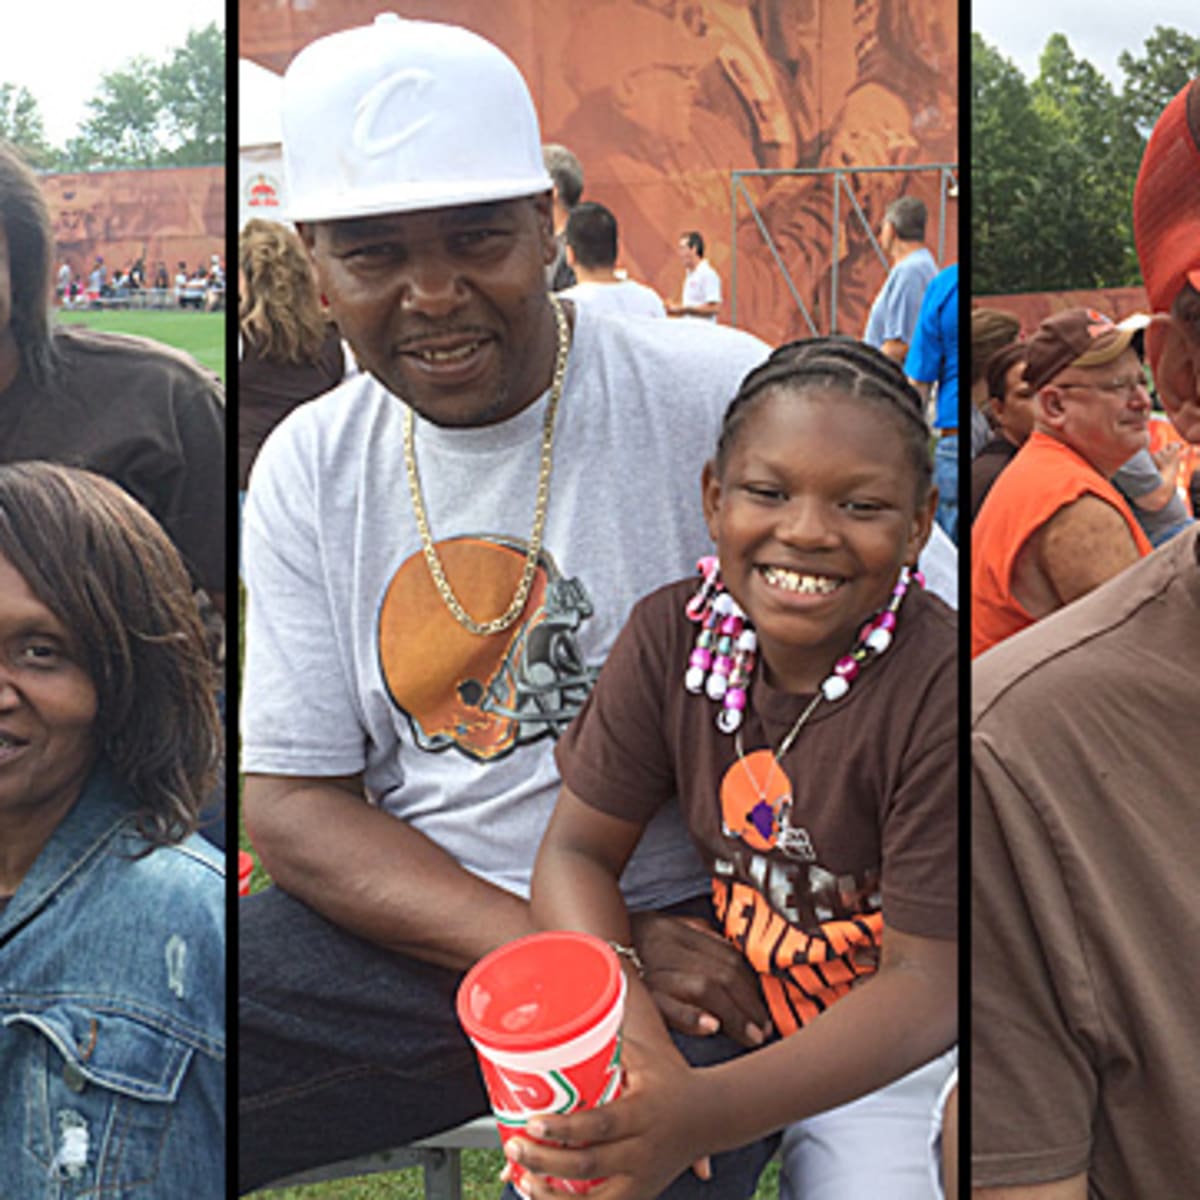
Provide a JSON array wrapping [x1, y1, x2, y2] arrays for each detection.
[[5, 1001, 195, 1196]]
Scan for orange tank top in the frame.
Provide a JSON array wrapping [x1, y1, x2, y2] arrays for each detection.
[[972, 431, 1153, 657]]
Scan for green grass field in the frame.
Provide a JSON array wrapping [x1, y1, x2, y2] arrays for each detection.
[[56, 308, 226, 383]]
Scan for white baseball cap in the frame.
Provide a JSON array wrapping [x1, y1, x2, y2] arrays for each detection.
[[282, 14, 553, 222]]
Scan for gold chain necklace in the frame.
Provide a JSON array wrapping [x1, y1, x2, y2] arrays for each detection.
[[402, 294, 570, 637]]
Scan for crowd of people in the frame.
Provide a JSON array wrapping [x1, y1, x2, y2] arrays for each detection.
[[969, 136, 1198, 660], [55, 252, 226, 311]]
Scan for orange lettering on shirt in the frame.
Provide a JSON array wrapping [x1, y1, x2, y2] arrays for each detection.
[[773, 924, 813, 969], [823, 914, 882, 957], [711, 877, 729, 925], [772, 977, 821, 1035], [725, 881, 757, 946], [744, 901, 788, 974], [711, 875, 884, 1036]]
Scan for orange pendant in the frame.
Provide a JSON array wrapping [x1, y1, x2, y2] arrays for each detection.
[[720, 749, 792, 852]]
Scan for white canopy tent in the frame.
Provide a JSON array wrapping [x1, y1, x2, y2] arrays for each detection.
[[238, 58, 287, 229]]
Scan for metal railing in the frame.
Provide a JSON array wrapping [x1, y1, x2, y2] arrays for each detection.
[[730, 163, 958, 334], [60, 287, 224, 312]]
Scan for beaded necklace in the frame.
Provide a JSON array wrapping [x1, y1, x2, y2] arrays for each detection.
[[684, 556, 917, 852]]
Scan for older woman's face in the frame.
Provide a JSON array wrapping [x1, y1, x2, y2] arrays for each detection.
[[0, 553, 98, 820]]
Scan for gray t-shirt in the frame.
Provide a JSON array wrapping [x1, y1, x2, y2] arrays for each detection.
[[1112, 446, 1194, 547], [242, 306, 770, 908]]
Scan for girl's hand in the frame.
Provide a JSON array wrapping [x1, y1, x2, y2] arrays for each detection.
[[630, 911, 771, 1047], [503, 1033, 715, 1200]]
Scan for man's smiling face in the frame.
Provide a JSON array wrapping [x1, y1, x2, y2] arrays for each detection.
[[302, 193, 558, 428]]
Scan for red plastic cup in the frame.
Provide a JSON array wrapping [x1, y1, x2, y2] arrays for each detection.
[[237, 850, 254, 897], [456, 931, 626, 1197]]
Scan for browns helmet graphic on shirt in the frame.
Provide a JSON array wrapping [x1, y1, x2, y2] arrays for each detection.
[[712, 752, 883, 1036], [377, 535, 598, 761]]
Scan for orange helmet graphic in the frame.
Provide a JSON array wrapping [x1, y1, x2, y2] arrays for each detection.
[[378, 536, 597, 761]]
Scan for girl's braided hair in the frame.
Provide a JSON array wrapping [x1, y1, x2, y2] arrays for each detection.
[[715, 335, 934, 502]]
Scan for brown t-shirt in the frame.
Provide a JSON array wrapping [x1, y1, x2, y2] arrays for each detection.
[[556, 576, 958, 1037], [0, 325, 225, 593], [972, 524, 1200, 1194], [237, 323, 345, 489]]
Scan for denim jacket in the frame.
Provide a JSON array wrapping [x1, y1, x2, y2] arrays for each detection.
[[0, 761, 225, 1197]]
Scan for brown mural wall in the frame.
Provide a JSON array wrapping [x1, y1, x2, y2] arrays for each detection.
[[973, 287, 1152, 336], [240, 0, 958, 348], [40, 165, 226, 285]]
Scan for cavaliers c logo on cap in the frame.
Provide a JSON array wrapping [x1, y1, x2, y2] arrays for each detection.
[[352, 69, 437, 158]]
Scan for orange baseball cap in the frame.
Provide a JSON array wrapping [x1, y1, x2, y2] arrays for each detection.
[[1133, 77, 1200, 313]]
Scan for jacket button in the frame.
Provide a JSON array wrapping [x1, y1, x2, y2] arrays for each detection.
[[63, 1062, 87, 1093]]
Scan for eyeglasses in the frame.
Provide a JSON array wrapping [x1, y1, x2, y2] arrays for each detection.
[[1056, 377, 1148, 398]]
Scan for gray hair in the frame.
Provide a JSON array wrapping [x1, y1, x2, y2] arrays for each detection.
[[884, 195, 927, 241], [542, 143, 584, 210]]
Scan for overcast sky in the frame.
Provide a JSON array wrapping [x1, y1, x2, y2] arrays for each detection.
[[973, 1, 1198, 86], [1, 0, 224, 147]]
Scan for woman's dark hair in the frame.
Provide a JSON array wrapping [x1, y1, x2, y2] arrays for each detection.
[[0, 462, 220, 848], [984, 342, 1029, 405], [0, 141, 60, 387], [715, 335, 933, 502], [970, 307, 1021, 387]]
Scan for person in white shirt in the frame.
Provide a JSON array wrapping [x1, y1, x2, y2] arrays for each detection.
[[667, 230, 721, 321], [559, 201, 666, 319]]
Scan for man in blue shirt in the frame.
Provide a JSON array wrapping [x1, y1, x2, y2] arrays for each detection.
[[907, 263, 959, 543], [864, 195, 937, 364]]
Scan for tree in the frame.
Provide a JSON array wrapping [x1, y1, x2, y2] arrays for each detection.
[[971, 28, 1185, 295], [971, 35, 1054, 294], [74, 55, 163, 168], [28, 22, 226, 172], [156, 23, 225, 165], [1029, 34, 1142, 289], [0, 82, 53, 167], [1118, 27, 1200, 133]]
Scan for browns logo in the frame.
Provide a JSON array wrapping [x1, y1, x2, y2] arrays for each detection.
[[378, 536, 597, 760]]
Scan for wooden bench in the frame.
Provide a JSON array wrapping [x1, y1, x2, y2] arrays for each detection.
[[260, 1116, 500, 1198]]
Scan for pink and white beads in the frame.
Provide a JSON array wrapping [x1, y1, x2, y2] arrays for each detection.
[[684, 559, 916, 732]]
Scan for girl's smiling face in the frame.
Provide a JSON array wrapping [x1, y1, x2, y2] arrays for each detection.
[[702, 385, 935, 694]]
